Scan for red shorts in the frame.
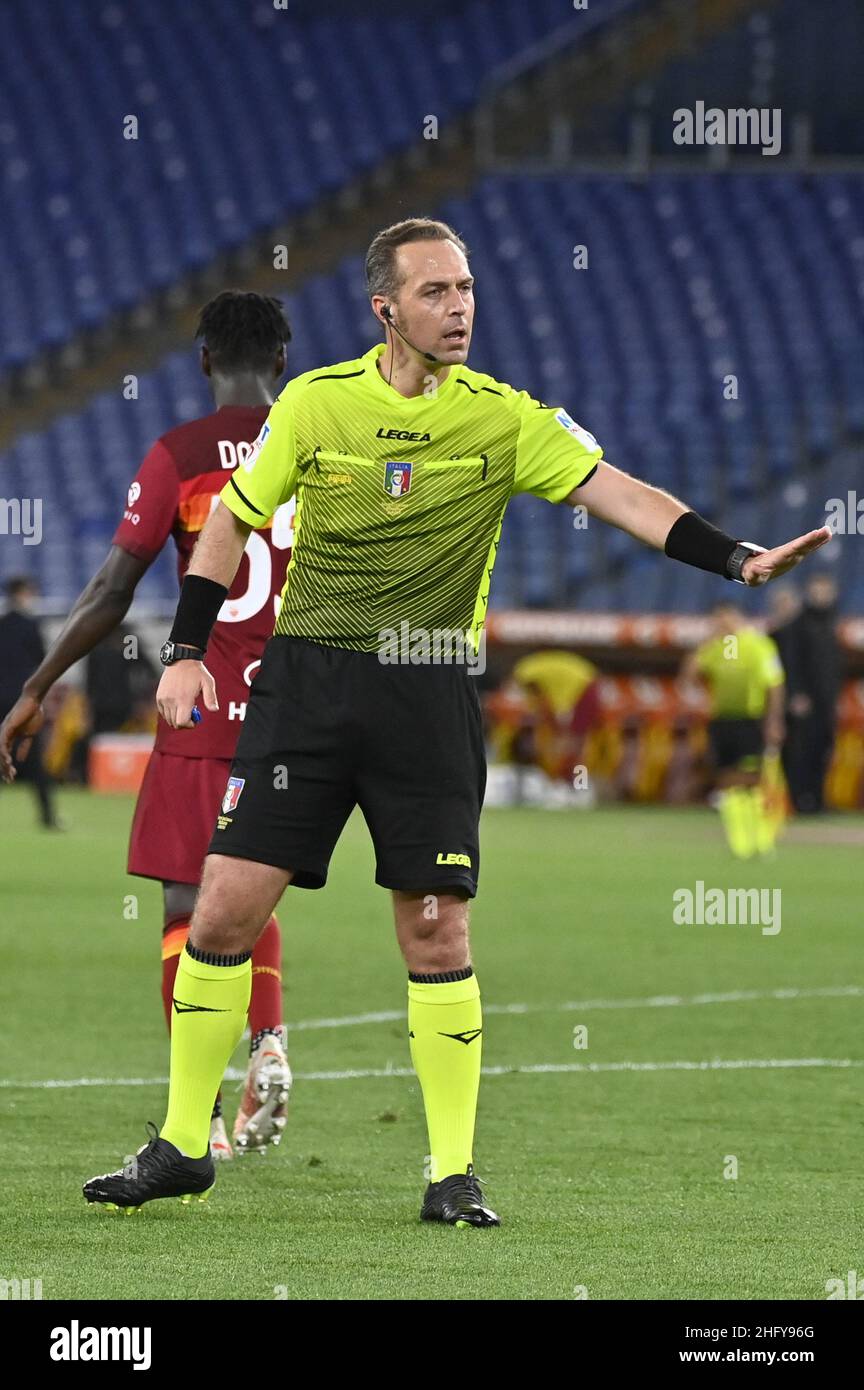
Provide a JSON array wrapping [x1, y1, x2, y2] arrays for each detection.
[[571, 680, 601, 736], [128, 751, 232, 885]]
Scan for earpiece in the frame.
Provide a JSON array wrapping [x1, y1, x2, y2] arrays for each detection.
[[379, 302, 438, 367]]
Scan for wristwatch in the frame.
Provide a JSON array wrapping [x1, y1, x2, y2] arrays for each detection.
[[726, 541, 765, 585], [159, 641, 204, 666]]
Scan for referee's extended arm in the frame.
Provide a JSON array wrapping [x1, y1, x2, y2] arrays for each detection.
[[157, 502, 252, 730], [571, 461, 831, 585]]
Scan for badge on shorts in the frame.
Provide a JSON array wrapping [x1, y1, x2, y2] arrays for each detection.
[[222, 776, 245, 814], [383, 461, 412, 498]]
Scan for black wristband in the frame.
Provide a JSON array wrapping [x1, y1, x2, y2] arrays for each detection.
[[664, 511, 738, 578], [169, 574, 229, 653]]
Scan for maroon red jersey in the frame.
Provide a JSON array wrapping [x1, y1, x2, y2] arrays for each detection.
[[113, 404, 293, 760]]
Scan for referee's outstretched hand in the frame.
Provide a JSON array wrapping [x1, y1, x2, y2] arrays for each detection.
[[740, 526, 832, 585], [156, 660, 219, 729]]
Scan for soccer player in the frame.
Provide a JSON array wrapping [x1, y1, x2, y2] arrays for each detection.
[[681, 603, 786, 857], [82, 218, 830, 1224], [0, 291, 294, 1159]]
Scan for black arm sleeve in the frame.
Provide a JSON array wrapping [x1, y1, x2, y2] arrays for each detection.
[[664, 511, 738, 577]]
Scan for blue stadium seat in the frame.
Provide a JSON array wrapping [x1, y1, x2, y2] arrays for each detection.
[[3, 171, 861, 613]]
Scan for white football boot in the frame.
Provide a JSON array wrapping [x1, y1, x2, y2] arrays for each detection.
[[209, 1111, 234, 1162], [233, 1026, 292, 1155]]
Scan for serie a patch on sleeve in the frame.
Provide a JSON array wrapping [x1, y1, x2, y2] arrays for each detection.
[[555, 409, 599, 452], [243, 421, 270, 472]]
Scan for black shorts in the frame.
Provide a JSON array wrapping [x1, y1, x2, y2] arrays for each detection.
[[208, 636, 486, 895], [708, 718, 764, 772]]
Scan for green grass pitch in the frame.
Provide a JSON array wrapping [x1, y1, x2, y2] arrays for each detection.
[[0, 786, 860, 1301]]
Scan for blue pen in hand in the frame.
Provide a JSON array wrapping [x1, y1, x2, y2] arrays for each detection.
[[191, 706, 202, 725]]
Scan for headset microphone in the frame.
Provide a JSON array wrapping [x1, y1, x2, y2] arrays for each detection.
[[381, 304, 439, 365]]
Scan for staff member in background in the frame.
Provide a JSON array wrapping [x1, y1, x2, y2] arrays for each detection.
[[778, 574, 842, 815], [681, 602, 785, 857], [0, 578, 60, 829]]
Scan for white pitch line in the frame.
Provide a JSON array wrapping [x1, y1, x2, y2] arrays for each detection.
[[285, 984, 864, 1033], [0, 1057, 860, 1090]]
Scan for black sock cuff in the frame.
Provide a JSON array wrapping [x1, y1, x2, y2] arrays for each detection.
[[185, 942, 252, 968], [408, 966, 474, 984]]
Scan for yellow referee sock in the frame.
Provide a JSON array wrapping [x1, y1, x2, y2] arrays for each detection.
[[718, 787, 756, 858], [408, 968, 482, 1182], [751, 785, 776, 855], [161, 946, 251, 1158]]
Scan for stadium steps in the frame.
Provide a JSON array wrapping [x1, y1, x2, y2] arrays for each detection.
[[1, 0, 769, 448]]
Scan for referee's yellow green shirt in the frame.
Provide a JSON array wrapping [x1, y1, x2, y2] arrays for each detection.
[[221, 343, 602, 651], [696, 628, 784, 719]]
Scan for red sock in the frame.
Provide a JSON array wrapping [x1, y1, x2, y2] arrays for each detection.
[[249, 915, 283, 1038]]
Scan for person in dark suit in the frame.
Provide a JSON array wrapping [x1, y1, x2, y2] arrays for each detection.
[[776, 574, 842, 814], [0, 577, 59, 827]]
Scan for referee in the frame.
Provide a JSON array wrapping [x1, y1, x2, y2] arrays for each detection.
[[682, 602, 786, 858], [84, 218, 831, 1224]]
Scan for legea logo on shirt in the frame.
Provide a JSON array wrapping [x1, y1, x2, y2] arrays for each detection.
[[555, 410, 598, 451]]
